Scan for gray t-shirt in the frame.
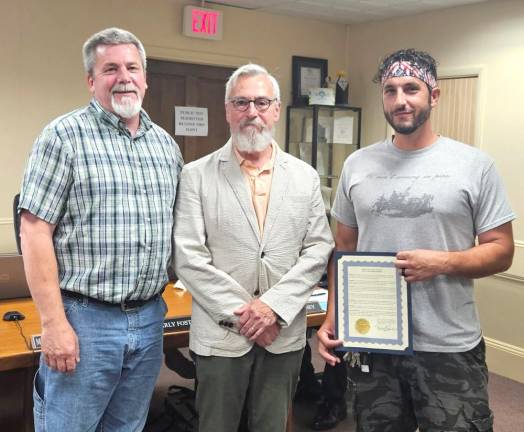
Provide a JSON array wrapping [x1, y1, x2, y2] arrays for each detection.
[[331, 136, 515, 352]]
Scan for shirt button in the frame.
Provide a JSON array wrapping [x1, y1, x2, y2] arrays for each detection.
[[261, 252, 265, 258], [254, 289, 260, 296]]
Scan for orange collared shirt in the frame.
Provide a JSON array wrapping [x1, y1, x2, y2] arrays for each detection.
[[234, 142, 277, 236]]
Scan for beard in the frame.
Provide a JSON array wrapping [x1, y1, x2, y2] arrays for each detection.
[[385, 103, 431, 135], [111, 84, 142, 119], [232, 119, 274, 153]]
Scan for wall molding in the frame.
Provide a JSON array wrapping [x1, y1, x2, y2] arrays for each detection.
[[147, 44, 254, 68], [485, 337, 524, 359], [0, 218, 13, 226], [494, 272, 524, 284]]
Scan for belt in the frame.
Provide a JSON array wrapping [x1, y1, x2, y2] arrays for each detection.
[[61, 290, 160, 311]]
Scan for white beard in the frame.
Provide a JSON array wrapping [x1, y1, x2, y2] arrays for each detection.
[[111, 84, 142, 119], [232, 122, 274, 153]]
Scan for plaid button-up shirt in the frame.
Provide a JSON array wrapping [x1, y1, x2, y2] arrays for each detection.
[[19, 100, 183, 303]]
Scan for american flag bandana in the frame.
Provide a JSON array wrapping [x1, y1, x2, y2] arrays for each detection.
[[381, 60, 437, 89]]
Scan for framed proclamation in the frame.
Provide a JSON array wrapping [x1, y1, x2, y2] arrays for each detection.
[[292, 56, 328, 106], [334, 252, 413, 355]]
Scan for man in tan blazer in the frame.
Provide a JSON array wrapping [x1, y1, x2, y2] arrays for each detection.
[[173, 64, 334, 432]]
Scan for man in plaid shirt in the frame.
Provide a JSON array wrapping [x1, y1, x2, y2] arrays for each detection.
[[19, 27, 183, 431]]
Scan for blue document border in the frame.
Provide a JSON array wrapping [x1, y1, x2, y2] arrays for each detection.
[[334, 251, 413, 355]]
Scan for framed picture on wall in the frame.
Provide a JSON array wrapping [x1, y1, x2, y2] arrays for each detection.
[[292, 56, 328, 106]]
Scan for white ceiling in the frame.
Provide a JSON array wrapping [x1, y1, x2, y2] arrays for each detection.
[[206, 0, 493, 24]]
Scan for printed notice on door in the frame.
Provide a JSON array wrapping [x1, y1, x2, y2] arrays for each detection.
[[175, 106, 208, 136]]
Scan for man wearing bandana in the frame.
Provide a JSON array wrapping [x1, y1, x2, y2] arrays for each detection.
[[317, 49, 515, 431]]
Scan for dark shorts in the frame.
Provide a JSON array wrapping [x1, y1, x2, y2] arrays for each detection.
[[348, 339, 493, 432]]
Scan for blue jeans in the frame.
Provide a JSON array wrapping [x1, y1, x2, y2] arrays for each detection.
[[33, 293, 167, 432]]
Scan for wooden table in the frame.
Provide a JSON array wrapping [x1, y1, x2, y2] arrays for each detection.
[[0, 283, 325, 431], [0, 283, 193, 371]]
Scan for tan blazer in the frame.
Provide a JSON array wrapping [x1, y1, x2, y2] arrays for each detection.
[[173, 140, 334, 356]]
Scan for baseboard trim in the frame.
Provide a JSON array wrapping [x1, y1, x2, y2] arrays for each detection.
[[485, 336, 524, 383]]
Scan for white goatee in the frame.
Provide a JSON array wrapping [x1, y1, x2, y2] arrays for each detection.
[[232, 120, 274, 153], [111, 83, 142, 119]]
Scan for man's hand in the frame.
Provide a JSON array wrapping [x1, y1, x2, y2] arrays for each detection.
[[41, 317, 80, 373], [234, 299, 277, 340], [396, 224, 514, 280], [395, 249, 448, 282], [317, 318, 343, 366], [254, 322, 281, 347]]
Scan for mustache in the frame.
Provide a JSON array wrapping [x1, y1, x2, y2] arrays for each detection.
[[391, 105, 413, 115], [240, 118, 265, 129], [111, 83, 138, 95], [393, 109, 413, 116]]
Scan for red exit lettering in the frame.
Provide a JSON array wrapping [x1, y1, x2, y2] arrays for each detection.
[[192, 9, 218, 35]]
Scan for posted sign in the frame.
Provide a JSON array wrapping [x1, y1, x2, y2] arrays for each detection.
[[175, 107, 208, 136]]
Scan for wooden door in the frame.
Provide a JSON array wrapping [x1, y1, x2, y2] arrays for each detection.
[[143, 60, 234, 163], [432, 76, 478, 145]]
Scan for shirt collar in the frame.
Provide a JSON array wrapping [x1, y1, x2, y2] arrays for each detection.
[[234, 141, 278, 173], [89, 99, 152, 135]]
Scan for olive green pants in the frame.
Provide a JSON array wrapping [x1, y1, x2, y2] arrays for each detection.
[[195, 345, 304, 432]]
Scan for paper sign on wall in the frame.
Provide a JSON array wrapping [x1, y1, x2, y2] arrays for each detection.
[[175, 107, 208, 136]]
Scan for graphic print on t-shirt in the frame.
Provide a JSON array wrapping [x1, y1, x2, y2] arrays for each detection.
[[371, 187, 434, 218]]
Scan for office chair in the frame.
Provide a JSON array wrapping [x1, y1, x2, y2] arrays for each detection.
[[13, 193, 21, 254]]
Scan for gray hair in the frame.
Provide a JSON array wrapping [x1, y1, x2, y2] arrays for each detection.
[[82, 27, 147, 77], [225, 64, 280, 103]]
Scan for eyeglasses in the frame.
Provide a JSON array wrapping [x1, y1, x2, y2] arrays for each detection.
[[228, 97, 277, 113]]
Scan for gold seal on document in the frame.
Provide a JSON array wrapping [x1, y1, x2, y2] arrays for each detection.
[[355, 318, 371, 335]]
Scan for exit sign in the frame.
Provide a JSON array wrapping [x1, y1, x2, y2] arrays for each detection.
[[183, 6, 223, 40]]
